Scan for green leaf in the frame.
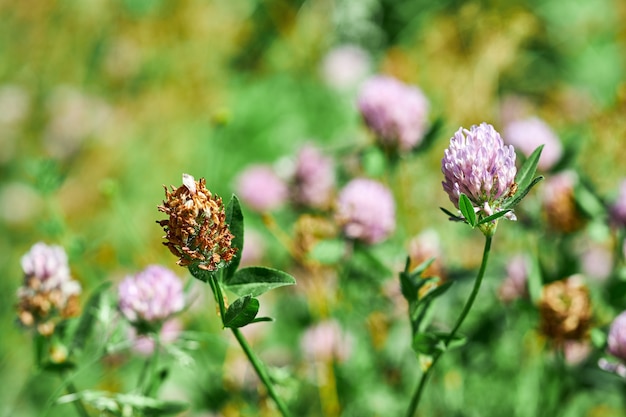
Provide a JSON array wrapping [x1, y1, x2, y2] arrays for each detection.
[[58, 391, 189, 415], [502, 176, 544, 210], [309, 239, 346, 265], [458, 193, 476, 227], [70, 281, 112, 354], [418, 280, 454, 305], [412, 331, 467, 355], [477, 209, 512, 225], [224, 266, 296, 297], [251, 316, 274, 323], [440, 207, 464, 222], [188, 263, 217, 283], [223, 295, 259, 328], [516, 144, 544, 192], [224, 195, 244, 280]]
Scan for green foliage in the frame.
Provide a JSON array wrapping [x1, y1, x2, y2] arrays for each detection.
[[223, 295, 260, 328], [223, 266, 296, 298]]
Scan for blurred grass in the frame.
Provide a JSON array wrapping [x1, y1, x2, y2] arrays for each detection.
[[1, 0, 626, 416]]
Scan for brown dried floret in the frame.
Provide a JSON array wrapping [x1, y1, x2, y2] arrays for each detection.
[[539, 276, 592, 346], [157, 174, 237, 271]]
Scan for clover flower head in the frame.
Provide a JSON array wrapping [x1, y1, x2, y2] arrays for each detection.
[[498, 254, 529, 303], [504, 117, 563, 171], [357, 75, 429, 152], [292, 144, 335, 209], [129, 318, 182, 355], [539, 276, 591, 346], [335, 178, 395, 244], [300, 320, 353, 363], [442, 123, 517, 220], [610, 179, 626, 227], [17, 242, 81, 336], [607, 311, 626, 363], [158, 173, 237, 271], [236, 165, 288, 212], [320, 44, 371, 91], [118, 265, 185, 325], [541, 170, 584, 233]]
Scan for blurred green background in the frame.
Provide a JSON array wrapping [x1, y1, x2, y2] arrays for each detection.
[[2, 0, 626, 416]]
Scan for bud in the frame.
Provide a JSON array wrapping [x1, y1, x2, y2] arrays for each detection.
[[158, 174, 237, 271]]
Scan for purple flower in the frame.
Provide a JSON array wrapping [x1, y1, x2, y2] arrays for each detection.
[[608, 311, 626, 362], [300, 320, 353, 363], [320, 44, 371, 91], [129, 318, 182, 355], [118, 265, 185, 324], [292, 144, 335, 209], [498, 254, 529, 303], [335, 178, 395, 244], [17, 242, 82, 335], [357, 75, 429, 152], [610, 179, 626, 227], [441, 122, 517, 221], [504, 117, 563, 171], [236, 165, 288, 212]]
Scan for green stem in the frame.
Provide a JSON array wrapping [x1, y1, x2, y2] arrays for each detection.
[[231, 328, 292, 417], [406, 235, 493, 417], [209, 275, 292, 417]]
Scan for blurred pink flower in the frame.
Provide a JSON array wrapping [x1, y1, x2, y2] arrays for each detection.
[[292, 144, 335, 209], [357, 75, 429, 151], [499, 95, 532, 126], [408, 229, 445, 278], [17, 242, 82, 335], [498, 254, 529, 303], [335, 178, 395, 244], [43, 86, 111, 159], [240, 228, 265, 266], [579, 241, 612, 282], [236, 165, 288, 212], [608, 311, 626, 363], [541, 170, 584, 233], [610, 179, 626, 227], [563, 340, 591, 365], [503, 117, 563, 171], [320, 44, 371, 91], [130, 318, 183, 356], [118, 265, 185, 324], [300, 320, 353, 363]]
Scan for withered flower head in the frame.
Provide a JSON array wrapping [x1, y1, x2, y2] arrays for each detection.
[[539, 276, 592, 346], [157, 173, 237, 271], [17, 242, 81, 336]]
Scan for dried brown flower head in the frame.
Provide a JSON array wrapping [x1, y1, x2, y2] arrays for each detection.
[[292, 214, 338, 262], [539, 276, 592, 345], [157, 174, 237, 271], [541, 171, 585, 233]]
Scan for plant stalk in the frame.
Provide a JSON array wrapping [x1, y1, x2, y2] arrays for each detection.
[[406, 235, 493, 416]]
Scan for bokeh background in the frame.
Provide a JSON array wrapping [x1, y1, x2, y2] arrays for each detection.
[[2, 0, 626, 416]]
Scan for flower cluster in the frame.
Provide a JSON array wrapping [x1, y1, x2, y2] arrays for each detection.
[[357, 75, 429, 152], [300, 320, 353, 363], [291, 144, 335, 209], [17, 242, 81, 336], [441, 122, 517, 220], [503, 117, 562, 171], [158, 173, 237, 271], [610, 179, 626, 227], [607, 311, 626, 363], [335, 178, 395, 244], [118, 265, 185, 326], [236, 165, 289, 212]]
